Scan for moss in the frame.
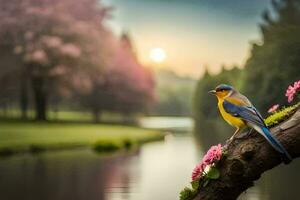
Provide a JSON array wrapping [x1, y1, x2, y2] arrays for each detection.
[[179, 187, 197, 200], [265, 103, 299, 128]]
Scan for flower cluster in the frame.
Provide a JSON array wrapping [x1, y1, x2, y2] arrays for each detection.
[[267, 80, 300, 115], [268, 104, 279, 113], [192, 163, 205, 181], [285, 80, 300, 103], [192, 144, 222, 181]]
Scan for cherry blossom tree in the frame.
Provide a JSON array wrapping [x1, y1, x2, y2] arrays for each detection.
[[0, 0, 111, 120], [0, 0, 155, 122], [80, 33, 156, 122]]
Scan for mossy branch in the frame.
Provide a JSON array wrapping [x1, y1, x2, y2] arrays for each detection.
[[192, 105, 300, 200]]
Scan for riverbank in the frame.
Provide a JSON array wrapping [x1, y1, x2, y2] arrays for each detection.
[[0, 120, 165, 156]]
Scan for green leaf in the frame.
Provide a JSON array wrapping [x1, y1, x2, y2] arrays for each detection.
[[191, 179, 199, 190], [179, 187, 196, 200], [207, 167, 220, 179]]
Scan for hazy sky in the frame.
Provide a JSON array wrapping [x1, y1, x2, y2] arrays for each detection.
[[102, 0, 271, 78]]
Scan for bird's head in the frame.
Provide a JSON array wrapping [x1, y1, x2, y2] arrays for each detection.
[[209, 84, 234, 99]]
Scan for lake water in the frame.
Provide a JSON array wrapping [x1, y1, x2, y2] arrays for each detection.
[[0, 117, 299, 200]]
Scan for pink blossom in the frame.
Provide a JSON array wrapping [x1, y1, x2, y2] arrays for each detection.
[[192, 144, 222, 181], [24, 31, 34, 40], [192, 162, 205, 181], [42, 36, 62, 48], [49, 65, 67, 76], [202, 144, 222, 165], [268, 104, 279, 113], [27, 49, 48, 65], [285, 80, 300, 103], [60, 43, 81, 57]]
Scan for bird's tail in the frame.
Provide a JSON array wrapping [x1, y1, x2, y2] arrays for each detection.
[[258, 126, 292, 164]]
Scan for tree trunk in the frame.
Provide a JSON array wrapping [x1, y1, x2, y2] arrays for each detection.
[[193, 107, 300, 200], [32, 77, 47, 121], [20, 72, 28, 119], [93, 109, 102, 123]]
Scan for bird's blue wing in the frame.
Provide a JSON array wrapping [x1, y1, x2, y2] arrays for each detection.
[[223, 99, 292, 164], [223, 100, 265, 127]]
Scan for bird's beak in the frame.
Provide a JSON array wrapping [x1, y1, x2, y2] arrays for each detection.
[[208, 90, 216, 95]]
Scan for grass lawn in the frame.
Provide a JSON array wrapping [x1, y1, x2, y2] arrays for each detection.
[[0, 120, 164, 155], [0, 110, 131, 123]]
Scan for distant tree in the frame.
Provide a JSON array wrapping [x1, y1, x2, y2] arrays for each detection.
[[152, 88, 192, 116], [150, 69, 196, 116], [0, 44, 24, 117], [79, 33, 156, 122], [243, 0, 300, 114], [0, 0, 112, 120], [111, 33, 155, 115]]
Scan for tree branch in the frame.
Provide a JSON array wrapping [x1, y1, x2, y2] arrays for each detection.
[[193, 107, 300, 200]]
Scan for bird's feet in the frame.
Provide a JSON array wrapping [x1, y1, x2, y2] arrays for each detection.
[[234, 128, 254, 139], [236, 128, 253, 139], [225, 137, 234, 146], [225, 129, 253, 146], [234, 132, 248, 139]]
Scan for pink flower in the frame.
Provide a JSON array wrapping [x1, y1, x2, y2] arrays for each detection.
[[191, 144, 222, 181], [192, 162, 205, 181], [268, 104, 279, 113], [202, 144, 222, 165], [285, 80, 300, 103]]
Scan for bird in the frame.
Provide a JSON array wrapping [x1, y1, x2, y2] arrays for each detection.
[[209, 84, 292, 164]]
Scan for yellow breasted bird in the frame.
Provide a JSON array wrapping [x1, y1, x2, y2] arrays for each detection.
[[209, 84, 292, 164]]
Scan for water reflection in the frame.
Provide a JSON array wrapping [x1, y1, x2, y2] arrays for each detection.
[[0, 135, 201, 200], [139, 117, 194, 132], [262, 159, 300, 200], [0, 149, 118, 200], [0, 117, 299, 200]]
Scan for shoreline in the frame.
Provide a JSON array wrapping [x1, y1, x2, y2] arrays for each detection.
[[0, 134, 165, 158], [0, 120, 166, 157]]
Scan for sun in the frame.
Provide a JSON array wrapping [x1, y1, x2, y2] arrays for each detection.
[[149, 48, 166, 63]]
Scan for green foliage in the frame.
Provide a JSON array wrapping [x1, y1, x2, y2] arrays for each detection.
[[179, 187, 197, 200], [265, 103, 299, 127], [123, 138, 133, 150], [193, 0, 300, 148], [179, 166, 221, 200], [194, 67, 243, 120], [93, 140, 121, 153], [191, 179, 200, 190], [206, 167, 220, 179], [151, 69, 197, 116], [243, 0, 300, 114]]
